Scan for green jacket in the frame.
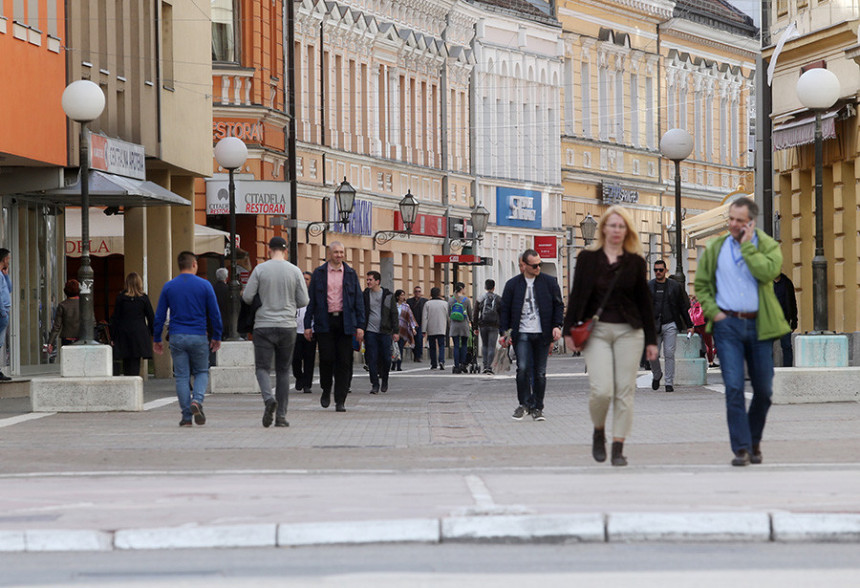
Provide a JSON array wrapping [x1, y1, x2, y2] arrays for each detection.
[[694, 229, 790, 341]]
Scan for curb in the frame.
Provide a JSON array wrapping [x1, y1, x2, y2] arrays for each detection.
[[2, 512, 859, 552]]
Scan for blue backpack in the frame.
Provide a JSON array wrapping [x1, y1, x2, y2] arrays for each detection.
[[450, 297, 466, 322]]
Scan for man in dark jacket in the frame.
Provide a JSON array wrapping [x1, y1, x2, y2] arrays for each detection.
[[363, 271, 398, 394], [476, 279, 502, 374], [406, 286, 427, 362], [499, 249, 564, 422], [773, 273, 797, 366], [648, 259, 693, 392], [304, 242, 365, 412]]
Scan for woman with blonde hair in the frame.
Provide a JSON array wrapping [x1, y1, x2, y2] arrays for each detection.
[[563, 205, 658, 466], [110, 272, 155, 376]]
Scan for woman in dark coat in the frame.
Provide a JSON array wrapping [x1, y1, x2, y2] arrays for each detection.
[[110, 272, 154, 376]]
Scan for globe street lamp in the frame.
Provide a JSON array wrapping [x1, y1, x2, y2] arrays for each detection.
[[660, 128, 694, 284], [796, 67, 840, 333], [62, 80, 106, 344], [214, 137, 248, 341]]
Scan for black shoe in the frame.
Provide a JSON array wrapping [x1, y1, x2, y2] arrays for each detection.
[[531, 409, 545, 421], [320, 389, 331, 408], [0, 371, 11, 381], [611, 441, 627, 466], [751, 444, 763, 464], [335, 403, 346, 412], [592, 429, 607, 463], [370, 386, 379, 395], [732, 449, 751, 466], [303, 387, 312, 394], [274, 417, 289, 427], [452, 366, 461, 374], [262, 398, 277, 428], [381, 382, 388, 393], [190, 401, 206, 426], [665, 385, 674, 393], [179, 419, 192, 427], [512, 405, 527, 420], [651, 377, 661, 391]]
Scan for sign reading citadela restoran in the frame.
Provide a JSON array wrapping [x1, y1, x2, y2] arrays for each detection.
[[205, 179, 290, 215]]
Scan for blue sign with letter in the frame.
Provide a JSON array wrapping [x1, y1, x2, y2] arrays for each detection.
[[330, 198, 373, 236], [496, 187, 542, 229]]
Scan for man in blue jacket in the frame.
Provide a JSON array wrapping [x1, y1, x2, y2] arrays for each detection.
[[304, 241, 365, 412], [153, 251, 223, 427], [0, 248, 12, 381], [499, 249, 564, 422]]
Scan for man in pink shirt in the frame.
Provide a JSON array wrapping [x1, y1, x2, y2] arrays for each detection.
[[304, 242, 365, 412]]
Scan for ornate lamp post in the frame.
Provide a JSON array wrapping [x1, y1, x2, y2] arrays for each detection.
[[214, 137, 248, 341], [579, 213, 598, 246], [796, 68, 840, 333], [660, 128, 694, 284], [449, 204, 490, 250], [62, 80, 106, 344], [306, 177, 357, 240], [373, 190, 422, 247]]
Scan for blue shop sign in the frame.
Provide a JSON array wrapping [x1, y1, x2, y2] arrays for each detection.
[[496, 187, 541, 229], [330, 198, 373, 236]]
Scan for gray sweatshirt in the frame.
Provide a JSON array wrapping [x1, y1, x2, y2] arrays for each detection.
[[242, 259, 309, 329]]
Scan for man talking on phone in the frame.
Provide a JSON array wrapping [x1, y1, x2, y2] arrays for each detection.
[[694, 197, 789, 466]]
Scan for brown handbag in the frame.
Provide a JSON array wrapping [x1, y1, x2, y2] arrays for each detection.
[[569, 266, 622, 349]]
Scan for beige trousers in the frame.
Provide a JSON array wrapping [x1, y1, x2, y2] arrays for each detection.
[[583, 321, 644, 439]]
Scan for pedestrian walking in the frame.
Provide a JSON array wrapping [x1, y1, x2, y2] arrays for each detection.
[[406, 286, 427, 362], [475, 279, 502, 374], [773, 273, 797, 367], [362, 271, 398, 394], [47, 279, 81, 353], [153, 251, 223, 427], [694, 196, 789, 466], [109, 272, 154, 376], [422, 287, 448, 370], [292, 271, 316, 393], [304, 241, 364, 412], [243, 236, 309, 428], [393, 289, 417, 372], [563, 205, 658, 466], [0, 248, 12, 380], [689, 294, 717, 367], [648, 259, 693, 393], [213, 267, 230, 326], [448, 282, 473, 374], [500, 249, 564, 422]]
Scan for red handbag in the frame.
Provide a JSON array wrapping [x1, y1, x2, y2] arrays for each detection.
[[570, 318, 595, 348]]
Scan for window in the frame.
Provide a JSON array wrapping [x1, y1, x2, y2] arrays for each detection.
[[161, 2, 174, 88], [630, 73, 639, 147], [705, 94, 713, 162], [694, 90, 702, 156], [581, 60, 591, 137], [680, 87, 688, 130], [27, 0, 38, 28], [667, 80, 675, 129], [212, 0, 236, 62], [720, 97, 728, 163], [645, 76, 654, 149], [614, 70, 624, 142], [731, 100, 739, 165]]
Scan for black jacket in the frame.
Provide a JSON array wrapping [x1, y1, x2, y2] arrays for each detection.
[[363, 287, 397, 334], [773, 273, 798, 330], [648, 277, 693, 331], [499, 272, 564, 345]]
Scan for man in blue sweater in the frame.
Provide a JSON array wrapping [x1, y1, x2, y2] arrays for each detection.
[[153, 251, 223, 427]]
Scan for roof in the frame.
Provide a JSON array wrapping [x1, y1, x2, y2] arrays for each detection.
[[674, 0, 758, 38], [467, 0, 558, 26]]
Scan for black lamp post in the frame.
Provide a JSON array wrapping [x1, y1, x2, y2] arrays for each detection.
[[660, 128, 694, 284], [372, 190, 422, 247], [214, 137, 249, 341], [448, 204, 490, 250], [796, 67, 840, 333], [62, 80, 106, 345], [306, 178, 357, 240], [579, 213, 597, 246]]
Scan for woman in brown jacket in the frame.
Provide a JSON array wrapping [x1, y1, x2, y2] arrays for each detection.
[[47, 280, 81, 353], [564, 205, 658, 467]]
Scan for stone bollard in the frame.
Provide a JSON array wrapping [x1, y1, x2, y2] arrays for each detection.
[[672, 333, 707, 386], [209, 340, 259, 394]]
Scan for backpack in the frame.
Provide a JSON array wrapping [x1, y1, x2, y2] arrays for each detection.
[[480, 294, 499, 325], [450, 297, 467, 322]]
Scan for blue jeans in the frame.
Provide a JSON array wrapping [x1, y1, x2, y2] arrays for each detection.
[[779, 332, 793, 367], [413, 326, 424, 361], [428, 334, 445, 368], [452, 335, 468, 368], [515, 332, 550, 411], [169, 333, 211, 422], [364, 331, 392, 389], [712, 316, 774, 454]]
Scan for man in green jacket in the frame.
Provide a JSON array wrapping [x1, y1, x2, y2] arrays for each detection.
[[694, 197, 790, 467]]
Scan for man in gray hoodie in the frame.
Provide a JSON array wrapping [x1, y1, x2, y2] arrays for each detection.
[[242, 236, 309, 428]]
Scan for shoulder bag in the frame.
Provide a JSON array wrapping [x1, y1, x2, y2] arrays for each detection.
[[569, 265, 622, 349]]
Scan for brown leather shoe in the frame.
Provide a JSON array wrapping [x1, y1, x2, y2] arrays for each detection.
[[751, 444, 762, 464]]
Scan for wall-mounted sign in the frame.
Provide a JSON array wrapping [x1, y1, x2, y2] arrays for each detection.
[[534, 235, 557, 259], [212, 119, 264, 143], [601, 182, 639, 204], [395, 212, 447, 237], [205, 179, 290, 215], [330, 198, 373, 236], [496, 187, 542, 229], [89, 134, 146, 180], [447, 216, 473, 240]]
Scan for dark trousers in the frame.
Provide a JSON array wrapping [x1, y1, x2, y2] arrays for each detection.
[[479, 325, 497, 371], [316, 315, 354, 406], [292, 333, 317, 391], [122, 357, 141, 377], [515, 332, 550, 411], [779, 332, 793, 367], [428, 334, 446, 368], [253, 327, 296, 418], [413, 326, 424, 361], [364, 331, 392, 389]]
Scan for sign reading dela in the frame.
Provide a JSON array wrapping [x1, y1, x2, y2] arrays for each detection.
[[205, 179, 290, 215], [496, 187, 542, 229]]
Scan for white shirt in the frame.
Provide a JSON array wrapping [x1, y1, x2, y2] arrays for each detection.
[[518, 277, 542, 333]]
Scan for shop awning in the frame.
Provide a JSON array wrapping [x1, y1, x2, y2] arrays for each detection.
[[772, 105, 854, 150], [40, 170, 191, 207], [64, 208, 229, 257], [683, 193, 754, 243]]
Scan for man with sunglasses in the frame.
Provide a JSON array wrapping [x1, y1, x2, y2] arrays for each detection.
[[499, 249, 564, 421], [648, 259, 693, 392]]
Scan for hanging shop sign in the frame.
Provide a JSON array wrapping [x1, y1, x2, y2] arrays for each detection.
[[496, 187, 542, 229], [534, 235, 557, 259], [89, 135, 146, 180], [205, 179, 290, 215], [395, 212, 447, 237], [601, 182, 639, 205]]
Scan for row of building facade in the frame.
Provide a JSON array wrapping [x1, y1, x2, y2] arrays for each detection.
[[1, 0, 760, 376]]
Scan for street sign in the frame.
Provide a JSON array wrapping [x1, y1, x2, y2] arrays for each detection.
[[433, 255, 493, 266]]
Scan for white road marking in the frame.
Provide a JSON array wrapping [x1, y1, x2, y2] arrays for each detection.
[[0, 412, 55, 429], [143, 397, 177, 411]]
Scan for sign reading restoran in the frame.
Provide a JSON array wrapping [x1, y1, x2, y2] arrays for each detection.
[[205, 179, 290, 215]]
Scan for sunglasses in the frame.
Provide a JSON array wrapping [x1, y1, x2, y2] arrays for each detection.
[[654, 268, 666, 272], [527, 262, 543, 269]]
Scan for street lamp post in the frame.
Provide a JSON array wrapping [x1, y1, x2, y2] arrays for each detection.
[[448, 205, 490, 250], [214, 137, 249, 341], [660, 128, 694, 285], [579, 213, 597, 246], [62, 80, 106, 345], [797, 67, 840, 333], [372, 190, 422, 247], [306, 178, 357, 240]]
